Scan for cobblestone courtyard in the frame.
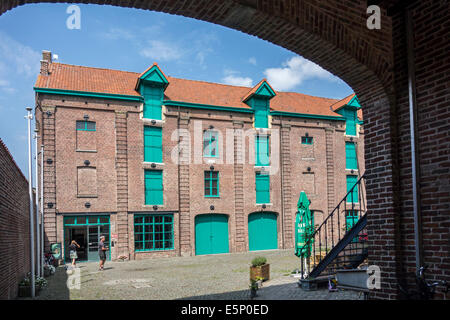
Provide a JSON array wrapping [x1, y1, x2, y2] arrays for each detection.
[[32, 249, 363, 300]]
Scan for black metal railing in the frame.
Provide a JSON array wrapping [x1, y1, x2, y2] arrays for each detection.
[[299, 174, 367, 279]]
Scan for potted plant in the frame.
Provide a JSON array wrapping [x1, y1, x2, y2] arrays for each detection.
[[249, 279, 259, 299], [36, 276, 48, 291], [18, 274, 31, 297], [250, 256, 270, 282]]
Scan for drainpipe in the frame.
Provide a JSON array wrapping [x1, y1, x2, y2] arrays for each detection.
[[34, 130, 40, 278], [40, 145, 44, 277], [405, 8, 423, 271]]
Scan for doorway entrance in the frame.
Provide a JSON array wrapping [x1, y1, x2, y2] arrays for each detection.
[[63, 215, 111, 262]]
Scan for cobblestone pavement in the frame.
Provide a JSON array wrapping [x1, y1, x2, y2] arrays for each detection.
[[28, 249, 362, 300]]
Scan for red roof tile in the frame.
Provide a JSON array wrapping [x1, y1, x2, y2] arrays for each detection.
[[35, 63, 347, 118]]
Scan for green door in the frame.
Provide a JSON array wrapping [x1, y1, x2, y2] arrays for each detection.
[[195, 214, 229, 255], [248, 212, 278, 251]]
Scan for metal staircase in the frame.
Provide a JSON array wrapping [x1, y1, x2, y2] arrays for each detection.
[[296, 174, 368, 285]]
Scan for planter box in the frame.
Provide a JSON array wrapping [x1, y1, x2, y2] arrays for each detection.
[[250, 264, 270, 281], [18, 285, 40, 297]]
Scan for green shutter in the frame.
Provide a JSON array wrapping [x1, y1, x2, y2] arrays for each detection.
[[345, 109, 357, 136], [143, 86, 163, 120], [254, 99, 268, 128], [346, 175, 359, 203], [255, 172, 270, 204], [345, 142, 357, 170], [145, 170, 163, 205], [144, 126, 162, 163], [255, 135, 269, 166]]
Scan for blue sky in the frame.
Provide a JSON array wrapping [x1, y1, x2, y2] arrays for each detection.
[[0, 3, 353, 177]]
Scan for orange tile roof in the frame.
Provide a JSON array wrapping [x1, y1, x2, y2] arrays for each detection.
[[35, 62, 351, 118]]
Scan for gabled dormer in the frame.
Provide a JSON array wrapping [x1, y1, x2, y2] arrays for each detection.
[[243, 79, 276, 129], [136, 63, 169, 120], [333, 94, 362, 136]]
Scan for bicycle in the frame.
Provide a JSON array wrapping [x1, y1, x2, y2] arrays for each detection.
[[398, 265, 449, 300]]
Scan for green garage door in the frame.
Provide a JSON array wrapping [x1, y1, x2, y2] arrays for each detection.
[[195, 214, 229, 255], [248, 212, 278, 251]]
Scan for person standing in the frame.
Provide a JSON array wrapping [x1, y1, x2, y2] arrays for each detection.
[[69, 240, 80, 267], [98, 235, 108, 271]]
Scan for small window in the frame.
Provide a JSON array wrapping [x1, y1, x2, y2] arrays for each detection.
[[76, 120, 96, 131], [204, 171, 219, 197], [301, 136, 313, 145], [203, 130, 218, 157]]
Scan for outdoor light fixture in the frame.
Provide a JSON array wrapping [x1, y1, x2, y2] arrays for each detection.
[[46, 158, 53, 165], [153, 205, 158, 210], [209, 125, 214, 129], [47, 202, 53, 209], [85, 202, 91, 208], [305, 132, 309, 137], [210, 205, 215, 211], [262, 204, 267, 209], [307, 167, 311, 172], [151, 163, 156, 168], [210, 165, 214, 171], [350, 137, 354, 141], [83, 114, 89, 120], [46, 111, 52, 117], [351, 170, 354, 174], [84, 160, 90, 166], [151, 120, 156, 125]]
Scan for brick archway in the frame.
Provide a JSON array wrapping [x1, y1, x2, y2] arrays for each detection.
[[4, 1, 447, 300]]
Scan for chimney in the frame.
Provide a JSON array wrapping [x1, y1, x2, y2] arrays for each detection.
[[40, 50, 52, 76]]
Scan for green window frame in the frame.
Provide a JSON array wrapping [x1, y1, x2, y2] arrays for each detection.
[[255, 135, 269, 166], [203, 130, 219, 158], [134, 214, 174, 251], [345, 142, 358, 170], [346, 175, 359, 203], [255, 172, 270, 204], [204, 171, 219, 197], [254, 99, 269, 128], [144, 170, 163, 205], [143, 85, 163, 120], [76, 120, 96, 131], [301, 136, 313, 145], [144, 126, 163, 163]]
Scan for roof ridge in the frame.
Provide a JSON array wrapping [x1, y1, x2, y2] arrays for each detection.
[[51, 62, 141, 75]]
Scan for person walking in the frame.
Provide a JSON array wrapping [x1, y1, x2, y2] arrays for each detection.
[[98, 235, 108, 271], [68, 240, 80, 267]]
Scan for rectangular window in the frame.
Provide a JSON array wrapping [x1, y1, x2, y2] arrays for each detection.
[[345, 142, 358, 170], [301, 136, 313, 145], [255, 135, 269, 166], [254, 99, 268, 128], [204, 171, 219, 197], [345, 109, 357, 136], [144, 170, 163, 205], [203, 130, 218, 157], [255, 172, 270, 204], [144, 126, 163, 163], [134, 214, 173, 251], [346, 175, 359, 203], [143, 86, 163, 120], [76, 120, 96, 131]]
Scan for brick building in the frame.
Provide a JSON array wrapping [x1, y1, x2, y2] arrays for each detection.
[[0, 139, 34, 299], [34, 53, 364, 261]]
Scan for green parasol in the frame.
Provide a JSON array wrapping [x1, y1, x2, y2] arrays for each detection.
[[294, 191, 314, 258]]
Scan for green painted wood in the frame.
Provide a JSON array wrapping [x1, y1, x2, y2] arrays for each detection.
[[144, 126, 162, 163], [248, 212, 277, 251], [253, 98, 269, 128], [34, 87, 144, 102], [255, 135, 269, 166], [344, 109, 357, 136], [255, 172, 270, 204], [345, 142, 357, 169], [346, 175, 359, 203], [204, 171, 219, 197], [145, 170, 163, 205], [134, 214, 174, 251], [195, 214, 229, 255], [139, 65, 169, 86], [142, 85, 163, 120]]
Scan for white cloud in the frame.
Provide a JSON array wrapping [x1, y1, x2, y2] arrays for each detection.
[[221, 69, 253, 87], [140, 40, 183, 61], [101, 27, 136, 41], [248, 57, 257, 65], [263, 56, 338, 91]]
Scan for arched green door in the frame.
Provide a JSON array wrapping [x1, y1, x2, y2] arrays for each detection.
[[195, 214, 229, 255], [248, 212, 278, 251]]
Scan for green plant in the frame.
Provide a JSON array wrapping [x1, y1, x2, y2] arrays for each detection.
[[249, 279, 259, 290], [36, 276, 48, 288], [251, 256, 267, 267]]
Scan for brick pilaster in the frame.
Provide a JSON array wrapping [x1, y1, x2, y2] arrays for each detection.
[[178, 115, 191, 256], [233, 121, 245, 252], [115, 111, 129, 258], [280, 123, 293, 248]]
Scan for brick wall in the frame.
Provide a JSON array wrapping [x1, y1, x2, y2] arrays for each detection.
[[0, 139, 33, 299]]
